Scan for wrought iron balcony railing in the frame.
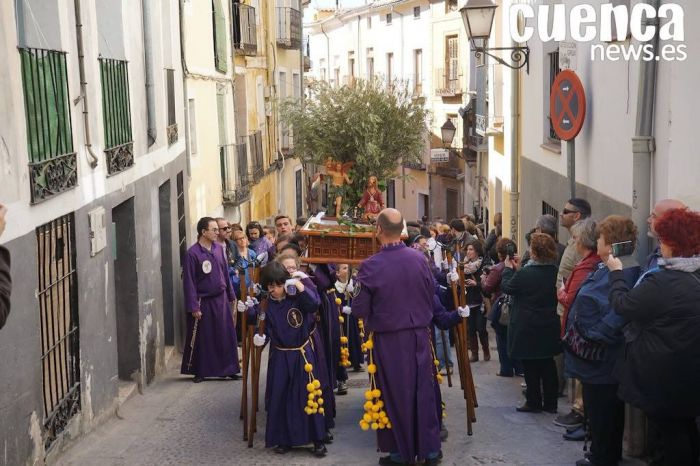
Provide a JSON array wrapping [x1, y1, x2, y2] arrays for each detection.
[[233, 3, 257, 56], [476, 114, 504, 136], [276, 7, 301, 49], [435, 68, 463, 96]]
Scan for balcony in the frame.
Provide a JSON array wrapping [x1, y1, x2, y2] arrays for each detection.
[[280, 126, 294, 157], [232, 3, 257, 56], [221, 142, 252, 206], [431, 152, 463, 179], [403, 160, 427, 171], [276, 7, 301, 49], [435, 68, 463, 97], [476, 114, 504, 136]]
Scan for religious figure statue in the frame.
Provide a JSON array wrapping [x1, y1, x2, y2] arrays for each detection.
[[324, 159, 353, 218], [357, 175, 384, 222]]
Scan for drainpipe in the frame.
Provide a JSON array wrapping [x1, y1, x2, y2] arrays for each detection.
[[627, 0, 660, 457], [178, 0, 192, 177], [321, 21, 330, 82], [73, 0, 99, 169], [631, 0, 660, 265], [141, 0, 157, 146], [508, 17, 521, 243]]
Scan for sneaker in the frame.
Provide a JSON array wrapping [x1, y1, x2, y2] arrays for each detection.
[[337, 381, 348, 395], [515, 403, 542, 413], [553, 410, 584, 428]]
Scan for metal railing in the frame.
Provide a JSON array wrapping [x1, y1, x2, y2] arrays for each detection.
[[232, 3, 257, 55], [19, 47, 77, 203], [276, 7, 301, 49], [249, 131, 264, 182], [432, 151, 463, 178], [435, 68, 463, 96]]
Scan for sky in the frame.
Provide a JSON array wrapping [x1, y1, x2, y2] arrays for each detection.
[[310, 0, 368, 9]]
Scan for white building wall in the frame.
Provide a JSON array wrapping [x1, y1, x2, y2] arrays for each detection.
[[0, 0, 185, 243]]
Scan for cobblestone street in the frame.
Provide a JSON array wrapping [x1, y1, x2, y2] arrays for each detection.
[[54, 335, 645, 466]]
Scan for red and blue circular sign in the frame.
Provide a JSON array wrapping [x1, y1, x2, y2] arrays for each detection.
[[550, 70, 586, 141]]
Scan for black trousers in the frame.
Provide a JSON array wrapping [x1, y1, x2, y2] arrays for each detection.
[[647, 415, 700, 466], [521, 358, 558, 410], [582, 383, 625, 466]]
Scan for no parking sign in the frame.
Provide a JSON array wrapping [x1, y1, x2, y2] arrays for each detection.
[[550, 70, 586, 141]]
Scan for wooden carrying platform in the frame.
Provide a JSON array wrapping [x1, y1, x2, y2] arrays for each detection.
[[299, 214, 407, 264]]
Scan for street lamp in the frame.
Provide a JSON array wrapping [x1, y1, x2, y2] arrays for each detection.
[[460, 0, 530, 73], [440, 119, 456, 148]]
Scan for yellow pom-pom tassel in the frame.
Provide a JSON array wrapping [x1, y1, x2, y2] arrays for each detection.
[[372, 389, 381, 398], [364, 401, 373, 411], [365, 340, 374, 350], [367, 364, 377, 374], [340, 336, 348, 344], [318, 398, 324, 406], [335, 297, 342, 305], [304, 363, 313, 373], [313, 379, 321, 389], [363, 413, 372, 423], [371, 422, 379, 430], [364, 390, 373, 401], [307, 383, 315, 392], [360, 421, 370, 431], [319, 407, 325, 415]]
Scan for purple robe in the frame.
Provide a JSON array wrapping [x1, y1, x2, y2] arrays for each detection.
[[353, 243, 442, 463], [181, 242, 239, 377], [262, 289, 326, 447]]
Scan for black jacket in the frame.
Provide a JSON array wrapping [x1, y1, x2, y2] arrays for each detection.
[[609, 263, 700, 418], [501, 263, 561, 359], [0, 246, 10, 329]]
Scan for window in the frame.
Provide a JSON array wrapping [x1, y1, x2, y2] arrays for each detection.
[[414, 6, 420, 18], [445, 35, 460, 93], [320, 67, 327, 82], [334, 68, 340, 87], [99, 58, 134, 175], [19, 48, 77, 203], [232, 2, 257, 55], [547, 50, 561, 142], [348, 51, 355, 78], [386, 53, 394, 88], [367, 15, 372, 29], [295, 168, 303, 218], [542, 201, 560, 219], [367, 48, 374, 80], [166, 69, 178, 145], [279, 71, 289, 150], [212, 0, 227, 73], [188, 99, 197, 154], [413, 49, 422, 95], [386, 13, 392, 25], [446, 0, 459, 12], [387, 180, 396, 208]]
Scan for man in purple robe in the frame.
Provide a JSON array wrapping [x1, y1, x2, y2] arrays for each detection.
[[352, 208, 442, 465], [180, 217, 240, 382]]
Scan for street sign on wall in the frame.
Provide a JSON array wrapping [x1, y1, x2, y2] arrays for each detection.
[[550, 70, 586, 141], [431, 149, 449, 162]]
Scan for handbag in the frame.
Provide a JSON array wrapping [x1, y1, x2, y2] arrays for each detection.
[[495, 294, 512, 326], [563, 314, 607, 361]]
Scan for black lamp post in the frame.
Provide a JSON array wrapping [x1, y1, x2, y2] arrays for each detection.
[[440, 119, 457, 148], [460, 0, 530, 73]]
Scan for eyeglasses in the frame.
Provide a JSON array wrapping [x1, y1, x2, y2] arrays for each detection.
[[208, 228, 220, 232], [234, 237, 246, 241], [561, 208, 580, 216], [221, 226, 232, 231]]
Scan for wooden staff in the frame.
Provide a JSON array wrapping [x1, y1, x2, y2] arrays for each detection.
[[186, 318, 199, 371], [457, 263, 478, 425], [239, 269, 250, 439], [446, 252, 467, 393], [247, 295, 267, 447]]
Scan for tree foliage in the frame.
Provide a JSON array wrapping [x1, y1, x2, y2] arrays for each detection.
[[280, 78, 429, 207]]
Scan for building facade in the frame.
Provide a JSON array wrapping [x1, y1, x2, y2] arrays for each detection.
[[0, 0, 187, 464]]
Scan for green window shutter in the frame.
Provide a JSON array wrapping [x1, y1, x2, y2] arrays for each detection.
[[213, 0, 228, 73], [19, 49, 74, 163], [99, 59, 133, 149]]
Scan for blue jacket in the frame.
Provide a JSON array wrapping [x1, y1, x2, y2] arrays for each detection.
[[564, 263, 640, 384]]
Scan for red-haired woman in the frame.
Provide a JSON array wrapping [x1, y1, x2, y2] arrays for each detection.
[[606, 207, 700, 466]]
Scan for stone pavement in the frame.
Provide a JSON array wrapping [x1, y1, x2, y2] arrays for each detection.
[[55, 334, 646, 466]]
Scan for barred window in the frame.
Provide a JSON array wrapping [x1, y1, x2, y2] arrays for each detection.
[[99, 58, 134, 174], [19, 47, 77, 203]]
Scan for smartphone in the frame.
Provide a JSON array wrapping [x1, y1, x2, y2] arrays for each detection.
[[611, 241, 634, 257], [505, 243, 516, 258]]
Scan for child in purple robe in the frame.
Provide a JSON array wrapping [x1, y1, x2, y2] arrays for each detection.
[[252, 261, 328, 457]]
